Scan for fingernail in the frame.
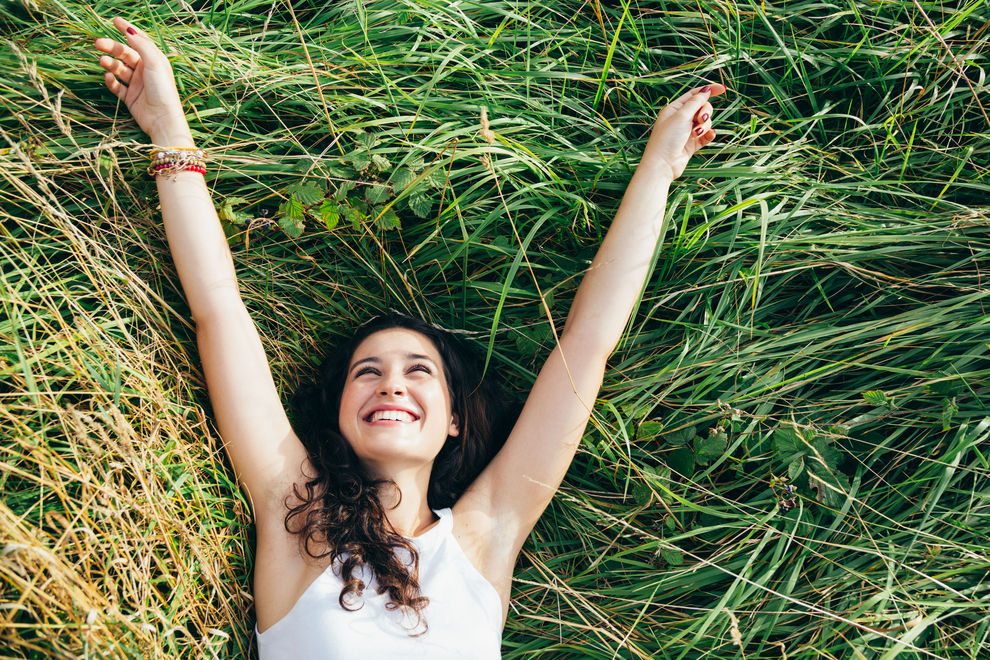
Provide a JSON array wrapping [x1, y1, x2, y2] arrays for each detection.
[[694, 126, 705, 136], [126, 27, 136, 35], [701, 85, 712, 94], [700, 113, 710, 122]]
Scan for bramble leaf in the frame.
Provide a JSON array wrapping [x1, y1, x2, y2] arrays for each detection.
[[287, 181, 325, 205], [218, 196, 251, 225], [375, 207, 402, 231], [365, 184, 391, 205], [392, 167, 417, 190], [862, 390, 890, 408], [371, 154, 391, 171], [408, 192, 433, 218], [334, 180, 356, 200], [659, 546, 684, 566], [349, 152, 371, 172], [356, 130, 376, 150], [638, 420, 664, 440], [425, 167, 446, 188], [319, 200, 339, 231], [694, 432, 727, 465], [666, 426, 696, 447], [277, 213, 303, 238], [667, 447, 694, 476], [278, 196, 305, 222]]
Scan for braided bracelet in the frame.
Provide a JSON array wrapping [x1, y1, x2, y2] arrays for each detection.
[[148, 146, 207, 178]]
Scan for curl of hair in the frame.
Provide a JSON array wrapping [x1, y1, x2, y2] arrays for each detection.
[[286, 314, 515, 630]]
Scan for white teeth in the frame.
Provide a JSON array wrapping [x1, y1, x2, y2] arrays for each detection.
[[369, 409, 415, 423]]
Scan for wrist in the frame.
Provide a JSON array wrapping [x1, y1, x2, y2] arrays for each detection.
[[634, 158, 676, 186], [150, 120, 195, 148]]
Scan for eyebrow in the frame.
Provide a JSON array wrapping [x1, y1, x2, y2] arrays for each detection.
[[348, 353, 437, 374]]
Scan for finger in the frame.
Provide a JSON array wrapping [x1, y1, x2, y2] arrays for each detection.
[[98, 54, 133, 84], [677, 86, 721, 122], [658, 83, 727, 122], [693, 102, 714, 126], [113, 17, 164, 64], [103, 71, 128, 101], [691, 119, 713, 139], [94, 37, 140, 69]]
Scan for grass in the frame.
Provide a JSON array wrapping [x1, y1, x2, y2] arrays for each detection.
[[1, 0, 988, 657]]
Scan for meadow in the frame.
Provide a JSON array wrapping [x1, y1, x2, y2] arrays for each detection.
[[1, 0, 988, 657]]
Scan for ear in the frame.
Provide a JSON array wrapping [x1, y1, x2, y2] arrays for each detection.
[[448, 413, 460, 437]]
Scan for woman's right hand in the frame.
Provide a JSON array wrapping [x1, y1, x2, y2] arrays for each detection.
[[95, 17, 193, 145], [641, 83, 727, 182]]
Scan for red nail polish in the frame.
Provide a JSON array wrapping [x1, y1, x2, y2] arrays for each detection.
[[700, 113, 710, 122], [694, 126, 705, 136], [701, 85, 712, 94], [126, 27, 136, 35]]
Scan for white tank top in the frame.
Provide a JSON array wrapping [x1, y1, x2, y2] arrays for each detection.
[[256, 508, 503, 659]]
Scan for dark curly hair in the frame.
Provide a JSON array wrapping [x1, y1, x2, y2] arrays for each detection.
[[286, 314, 514, 630]]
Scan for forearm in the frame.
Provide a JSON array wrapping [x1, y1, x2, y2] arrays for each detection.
[[153, 127, 242, 320], [561, 162, 673, 352]]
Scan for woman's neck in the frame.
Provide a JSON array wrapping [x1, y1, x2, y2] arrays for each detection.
[[375, 465, 438, 537]]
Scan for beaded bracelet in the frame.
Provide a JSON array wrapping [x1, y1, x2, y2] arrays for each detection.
[[148, 146, 207, 178]]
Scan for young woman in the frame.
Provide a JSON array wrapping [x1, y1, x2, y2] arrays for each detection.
[[94, 16, 725, 657]]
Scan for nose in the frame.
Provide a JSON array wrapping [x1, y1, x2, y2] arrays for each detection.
[[379, 370, 406, 396]]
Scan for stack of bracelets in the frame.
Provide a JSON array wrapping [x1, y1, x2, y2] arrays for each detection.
[[148, 146, 207, 178]]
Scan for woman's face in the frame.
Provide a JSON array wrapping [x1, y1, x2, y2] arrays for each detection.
[[338, 328, 459, 475]]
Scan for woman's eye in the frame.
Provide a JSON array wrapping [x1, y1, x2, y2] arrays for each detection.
[[408, 364, 432, 375], [355, 367, 380, 377]]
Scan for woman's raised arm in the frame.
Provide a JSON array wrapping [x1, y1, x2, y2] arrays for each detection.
[[94, 18, 308, 523], [456, 84, 727, 584]]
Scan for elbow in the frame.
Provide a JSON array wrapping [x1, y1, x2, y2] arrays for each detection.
[[189, 285, 248, 329], [556, 331, 614, 367]]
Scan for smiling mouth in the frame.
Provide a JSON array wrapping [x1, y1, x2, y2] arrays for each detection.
[[365, 409, 419, 423]]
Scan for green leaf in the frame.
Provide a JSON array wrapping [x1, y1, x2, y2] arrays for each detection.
[[365, 184, 391, 205], [339, 203, 364, 230], [371, 154, 391, 171], [278, 196, 305, 222], [773, 427, 802, 458], [349, 152, 371, 172], [667, 447, 694, 477], [788, 456, 805, 481], [808, 469, 846, 508], [334, 180, 356, 200], [942, 397, 958, 431], [666, 426, 696, 447], [392, 167, 417, 190], [695, 432, 727, 460], [277, 213, 303, 238], [97, 153, 113, 177], [810, 438, 842, 474], [218, 196, 251, 225], [425, 167, 446, 188], [862, 390, 889, 407], [287, 181, 325, 205], [326, 164, 355, 179], [638, 420, 664, 440], [319, 200, 339, 231], [408, 192, 433, 218], [374, 207, 401, 231], [632, 483, 652, 506], [356, 130, 376, 150], [659, 546, 684, 566]]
